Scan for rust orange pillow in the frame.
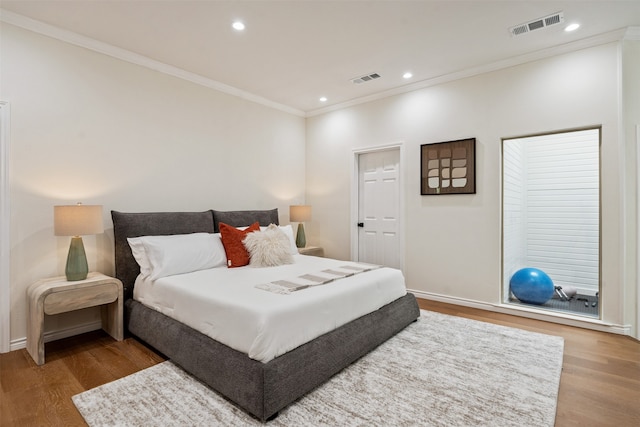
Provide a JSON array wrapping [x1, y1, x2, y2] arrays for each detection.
[[219, 222, 261, 268]]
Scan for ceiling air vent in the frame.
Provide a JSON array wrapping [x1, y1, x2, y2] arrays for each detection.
[[509, 11, 564, 37], [351, 73, 381, 84]]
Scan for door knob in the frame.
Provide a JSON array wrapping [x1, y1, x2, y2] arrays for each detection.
[[357, 222, 364, 227]]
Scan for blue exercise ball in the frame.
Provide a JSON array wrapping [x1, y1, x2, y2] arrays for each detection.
[[510, 268, 554, 305]]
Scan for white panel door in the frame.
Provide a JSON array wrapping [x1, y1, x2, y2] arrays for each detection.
[[357, 149, 400, 268]]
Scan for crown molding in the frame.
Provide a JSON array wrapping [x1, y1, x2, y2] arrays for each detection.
[[307, 26, 636, 117], [0, 10, 306, 118], [624, 26, 640, 41]]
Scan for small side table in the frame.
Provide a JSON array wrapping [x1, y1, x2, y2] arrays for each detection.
[[27, 272, 123, 365], [298, 246, 324, 257]]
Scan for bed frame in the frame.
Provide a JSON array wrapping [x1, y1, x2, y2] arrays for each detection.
[[112, 209, 420, 421]]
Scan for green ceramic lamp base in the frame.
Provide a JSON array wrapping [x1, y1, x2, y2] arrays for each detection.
[[65, 236, 89, 281], [296, 223, 306, 248]]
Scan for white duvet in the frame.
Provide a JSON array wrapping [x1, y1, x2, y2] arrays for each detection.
[[134, 254, 407, 363]]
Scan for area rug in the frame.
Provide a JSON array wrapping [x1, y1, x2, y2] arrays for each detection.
[[73, 310, 564, 426]]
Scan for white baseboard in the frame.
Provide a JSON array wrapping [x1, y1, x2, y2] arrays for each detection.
[[409, 289, 631, 336], [10, 320, 103, 352]]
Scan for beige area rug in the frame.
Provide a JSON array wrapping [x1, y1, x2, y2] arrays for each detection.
[[73, 310, 564, 426]]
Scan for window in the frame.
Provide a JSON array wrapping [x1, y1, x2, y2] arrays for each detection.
[[502, 127, 600, 318]]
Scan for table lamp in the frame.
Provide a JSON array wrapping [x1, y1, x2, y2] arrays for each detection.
[[54, 203, 104, 281], [289, 205, 311, 248]]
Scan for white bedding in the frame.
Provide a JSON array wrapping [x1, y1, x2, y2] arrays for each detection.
[[134, 254, 407, 363]]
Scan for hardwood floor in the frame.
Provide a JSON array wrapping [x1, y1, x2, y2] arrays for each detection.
[[0, 332, 166, 426], [1, 298, 638, 426]]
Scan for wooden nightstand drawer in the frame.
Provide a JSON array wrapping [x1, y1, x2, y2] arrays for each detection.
[[44, 283, 119, 315]]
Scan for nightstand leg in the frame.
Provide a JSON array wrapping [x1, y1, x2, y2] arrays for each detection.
[[101, 298, 123, 341], [27, 296, 45, 365]]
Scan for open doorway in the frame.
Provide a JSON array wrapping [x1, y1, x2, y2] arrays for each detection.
[[502, 127, 600, 318]]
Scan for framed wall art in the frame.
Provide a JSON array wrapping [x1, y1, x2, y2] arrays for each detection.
[[421, 138, 476, 195]]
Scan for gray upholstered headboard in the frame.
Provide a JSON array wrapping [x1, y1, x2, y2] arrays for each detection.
[[111, 209, 279, 300], [212, 209, 278, 233]]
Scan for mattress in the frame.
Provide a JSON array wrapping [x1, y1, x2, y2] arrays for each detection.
[[134, 254, 407, 362]]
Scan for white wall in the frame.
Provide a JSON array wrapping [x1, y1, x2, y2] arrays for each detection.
[[1, 24, 306, 344], [306, 43, 628, 329]]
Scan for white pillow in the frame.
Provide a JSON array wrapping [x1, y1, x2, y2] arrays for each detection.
[[260, 224, 298, 255], [127, 237, 152, 278], [245, 224, 294, 267], [127, 233, 226, 280]]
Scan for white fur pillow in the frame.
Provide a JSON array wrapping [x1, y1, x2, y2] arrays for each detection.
[[244, 224, 294, 267], [260, 224, 299, 254]]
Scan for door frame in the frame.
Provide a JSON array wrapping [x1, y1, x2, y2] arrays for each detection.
[[0, 101, 10, 353], [637, 125, 640, 339], [351, 142, 405, 270]]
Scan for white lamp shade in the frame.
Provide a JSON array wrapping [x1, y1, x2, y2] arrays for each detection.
[[54, 204, 104, 236], [290, 205, 311, 222]]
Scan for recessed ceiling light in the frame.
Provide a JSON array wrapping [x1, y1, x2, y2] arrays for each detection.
[[319, 97, 328, 102], [232, 21, 245, 31], [403, 72, 413, 79], [565, 23, 580, 32]]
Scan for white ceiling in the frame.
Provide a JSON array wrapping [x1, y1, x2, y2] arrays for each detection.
[[2, 1, 639, 116]]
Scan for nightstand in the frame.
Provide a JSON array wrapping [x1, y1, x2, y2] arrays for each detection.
[[298, 246, 324, 257], [26, 272, 123, 365]]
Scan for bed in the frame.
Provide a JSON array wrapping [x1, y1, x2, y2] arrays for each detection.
[[112, 209, 420, 421]]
